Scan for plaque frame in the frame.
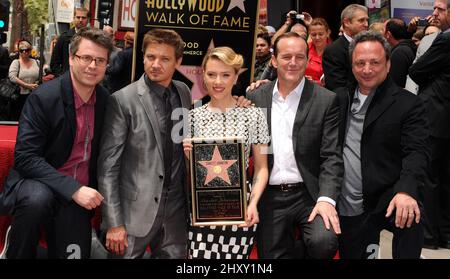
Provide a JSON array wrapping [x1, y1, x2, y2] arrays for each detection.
[[189, 136, 247, 226]]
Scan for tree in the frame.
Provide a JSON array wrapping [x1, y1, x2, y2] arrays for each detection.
[[24, 0, 48, 35]]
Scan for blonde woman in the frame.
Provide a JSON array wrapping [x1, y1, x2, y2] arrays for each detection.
[[184, 47, 269, 259], [9, 39, 40, 119]]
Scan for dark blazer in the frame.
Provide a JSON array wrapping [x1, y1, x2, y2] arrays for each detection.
[[106, 46, 133, 93], [0, 72, 109, 213], [409, 31, 450, 139], [390, 39, 416, 88], [323, 36, 357, 92], [247, 79, 343, 202], [50, 28, 76, 77], [339, 77, 430, 213]]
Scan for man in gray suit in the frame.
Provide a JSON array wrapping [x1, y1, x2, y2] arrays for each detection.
[[97, 29, 190, 258], [247, 32, 343, 258]]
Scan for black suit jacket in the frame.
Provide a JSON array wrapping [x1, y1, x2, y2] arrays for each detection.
[[339, 77, 430, 213], [50, 28, 76, 77], [0, 72, 108, 213], [247, 79, 343, 202], [409, 31, 450, 139], [323, 36, 357, 92]]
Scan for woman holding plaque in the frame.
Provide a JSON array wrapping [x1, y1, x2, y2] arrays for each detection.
[[183, 47, 270, 259]]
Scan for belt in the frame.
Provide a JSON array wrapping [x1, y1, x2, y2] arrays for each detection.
[[268, 182, 304, 192]]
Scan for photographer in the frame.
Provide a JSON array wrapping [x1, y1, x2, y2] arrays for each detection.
[[407, 15, 434, 35], [272, 10, 312, 44]]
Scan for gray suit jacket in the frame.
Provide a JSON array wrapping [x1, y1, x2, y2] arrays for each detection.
[[247, 79, 343, 201], [97, 75, 191, 237]]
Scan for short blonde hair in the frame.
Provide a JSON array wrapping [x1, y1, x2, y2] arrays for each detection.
[[18, 40, 32, 50], [201, 47, 243, 74]]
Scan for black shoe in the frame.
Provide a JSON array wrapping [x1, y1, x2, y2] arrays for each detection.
[[439, 240, 450, 249], [422, 238, 439, 250]]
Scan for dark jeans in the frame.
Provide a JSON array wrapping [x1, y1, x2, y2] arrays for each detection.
[[6, 179, 92, 259], [339, 211, 423, 259], [257, 186, 338, 259]]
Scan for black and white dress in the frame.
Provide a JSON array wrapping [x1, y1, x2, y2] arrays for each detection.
[[187, 104, 270, 259]]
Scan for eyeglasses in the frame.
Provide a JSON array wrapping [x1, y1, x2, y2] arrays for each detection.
[[19, 49, 31, 53], [74, 54, 108, 67]]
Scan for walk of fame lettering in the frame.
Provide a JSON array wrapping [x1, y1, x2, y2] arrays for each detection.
[[198, 146, 237, 185]]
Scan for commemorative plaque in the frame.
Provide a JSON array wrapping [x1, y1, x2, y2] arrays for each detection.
[[190, 137, 247, 226]]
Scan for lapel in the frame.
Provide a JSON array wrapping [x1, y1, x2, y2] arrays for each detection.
[[136, 75, 164, 159], [363, 78, 397, 131], [292, 79, 315, 152], [60, 72, 76, 140], [173, 80, 191, 110]]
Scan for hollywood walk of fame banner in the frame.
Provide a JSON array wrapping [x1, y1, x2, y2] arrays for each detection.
[[189, 137, 247, 226], [133, 0, 260, 102]]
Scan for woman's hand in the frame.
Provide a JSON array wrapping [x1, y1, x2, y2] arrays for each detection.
[[183, 138, 193, 158], [27, 83, 39, 90], [302, 12, 313, 26], [239, 202, 259, 228]]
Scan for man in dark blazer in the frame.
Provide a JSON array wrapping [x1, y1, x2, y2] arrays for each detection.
[[323, 4, 368, 92], [0, 28, 113, 259], [409, 0, 450, 250], [97, 29, 190, 259], [338, 31, 429, 259], [247, 32, 343, 259], [50, 7, 90, 77]]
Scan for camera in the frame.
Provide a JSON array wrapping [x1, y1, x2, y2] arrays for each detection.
[[417, 18, 428, 27], [289, 12, 305, 22]]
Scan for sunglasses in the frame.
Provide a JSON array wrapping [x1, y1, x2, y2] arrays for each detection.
[[19, 49, 31, 53]]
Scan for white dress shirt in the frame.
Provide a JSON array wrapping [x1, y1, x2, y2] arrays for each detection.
[[269, 78, 305, 185]]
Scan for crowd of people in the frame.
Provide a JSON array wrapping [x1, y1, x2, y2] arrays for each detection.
[[0, 1, 449, 259]]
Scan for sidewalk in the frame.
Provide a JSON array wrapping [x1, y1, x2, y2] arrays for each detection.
[[380, 230, 450, 259]]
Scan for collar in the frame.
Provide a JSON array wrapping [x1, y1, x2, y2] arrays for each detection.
[[144, 75, 173, 97], [72, 83, 96, 109], [272, 77, 305, 99], [343, 33, 353, 43]]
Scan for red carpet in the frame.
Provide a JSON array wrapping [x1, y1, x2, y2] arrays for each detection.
[[0, 124, 18, 252]]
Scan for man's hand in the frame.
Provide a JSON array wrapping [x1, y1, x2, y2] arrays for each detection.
[[386, 192, 420, 229], [246, 79, 270, 93], [106, 225, 128, 255], [72, 186, 104, 210], [285, 10, 297, 26], [308, 201, 341, 234], [233, 95, 252, 108]]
